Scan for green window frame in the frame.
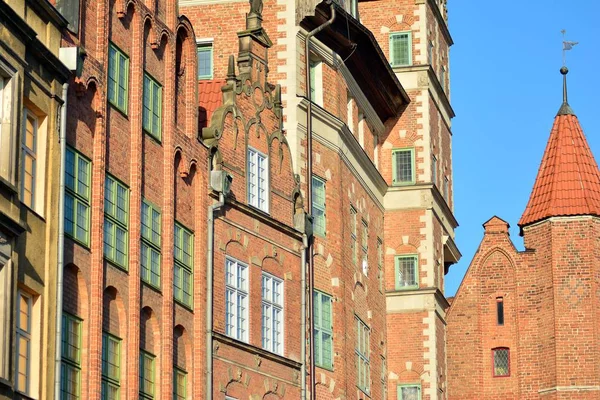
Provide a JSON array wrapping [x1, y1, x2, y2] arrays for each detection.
[[61, 313, 82, 400], [312, 176, 326, 237], [139, 351, 155, 399], [174, 222, 194, 308], [392, 148, 415, 185], [377, 238, 383, 293], [313, 290, 333, 370], [143, 73, 162, 141], [108, 43, 129, 114], [398, 384, 421, 400], [173, 368, 187, 400], [395, 255, 419, 290], [197, 44, 213, 79], [141, 200, 161, 289], [389, 31, 412, 67], [355, 316, 370, 394], [101, 333, 121, 400], [361, 219, 368, 253], [65, 147, 91, 246], [104, 175, 129, 269]]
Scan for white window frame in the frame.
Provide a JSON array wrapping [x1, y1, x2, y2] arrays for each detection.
[[20, 109, 38, 209], [309, 58, 323, 106], [0, 62, 18, 185], [225, 257, 249, 342], [261, 272, 284, 355], [247, 147, 269, 213], [16, 290, 32, 395], [16, 290, 39, 397]]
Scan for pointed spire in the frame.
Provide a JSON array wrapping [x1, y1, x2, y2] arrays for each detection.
[[557, 66, 574, 116], [519, 68, 600, 231], [226, 55, 236, 82]]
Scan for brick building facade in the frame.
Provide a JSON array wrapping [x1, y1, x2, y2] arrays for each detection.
[[447, 69, 600, 399]]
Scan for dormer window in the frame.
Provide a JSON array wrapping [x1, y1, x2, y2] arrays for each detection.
[[247, 147, 269, 212]]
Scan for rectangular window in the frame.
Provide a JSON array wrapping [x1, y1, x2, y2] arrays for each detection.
[[427, 40, 434, 65], [392, 148, 415, 185], [108, 44, 129, 113], [432, 155, 437, 186], [139, 351, 155, 398], [143, 73, 162, 140], [398, 384, 421, 400], [395, 255, 418, 289], [197, 44, 213, 79], [173, 368, 187, 400], [174, 223, 194, 307], [443, 176, 449, 200], [361, 220, 368, 253], [262, 273, 284, 355], [16, 291, 32, 395], [312, 176, 326, 236], [355, 317, 370, 393], [497, 297, 504, 326], [21, 109, 37, 209], [225, 257, 249, 342], [61, 313, 82, 399], [309, 61, 317, 101], [101, 333, 121, 400], [493, 348, 510, 377], [247, 147, 269, 212], [56, 0, 80, 33], [65, 147, 91, 246], [104, 175, 129, 269], [350, 206, 357, 265], [389, 32, 412, 67], [377, 238, 383, 293], [314, 290, 333, 369], [141, 200, 161, 288]]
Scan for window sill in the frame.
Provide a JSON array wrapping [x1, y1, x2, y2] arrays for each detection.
[[391, 181, 416, 187], [174, 298, 194, 312], [247, 203, 270, 216], [108, 101, 129, 118], [66, 235, 91, 250], [357, 386, 371, 398], [105, 258, 129, 273], [143, 129, 162, 145], [0, 176, 18, 195], [316, 364, 334, 373], [20, 201, 46, 222], [141, 280, 162, 294], [395, 285, 419, 291]]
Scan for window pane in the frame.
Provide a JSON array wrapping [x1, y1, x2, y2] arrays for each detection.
[[401, 386, 420, 400], [397, 256, 417, 288], [391, 33, 410, 66], [494, 349, 510, 376], [394, 150, 413, 183], [197, 46, 213, 78]]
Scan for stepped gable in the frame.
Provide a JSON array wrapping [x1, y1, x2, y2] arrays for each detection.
[[519, 67, 600, 230]]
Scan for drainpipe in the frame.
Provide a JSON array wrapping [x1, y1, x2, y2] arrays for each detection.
[[206, 191, 225, 400], [54, 82, 68, 400], [300, 233, 308, 400], [304, 5, 336, 398]]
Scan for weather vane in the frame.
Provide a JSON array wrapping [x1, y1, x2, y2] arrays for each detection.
[[561, 29, 579, 67]]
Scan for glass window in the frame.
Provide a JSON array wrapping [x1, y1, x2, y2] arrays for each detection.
[[61, 313, 82, 400], [173, 368, 187, 400], [197, 44, 213, 79], [65, 147, 91, 246], [312, 176, 326, 236], [497, 297, 504, 326], [139, 351, 155, 398], [247, 147, 269, 212], [225, 257, 249, 342], [141, 200, 161, 288], [355, 317, 370, 393], [314, 290, 333, 369], [56, 0, 80, 33], [174, 222, 194, 307], [143, 73, 162, 140], [392, 148, 415, 185], [108, 44, 129, 113], [361, 220, 368, 252], [101, 333, 121, 400], [377, 238, 383, 293], [21, 110, 37, 209], [493, 348, 510, 377], [398, 384, 421, 400], [350, 206, 357, 265], [104, 175, 129, 269], [262, 273, 284, 355], [389, 32, 412, 67], [395, 255, 418, 289], [16, 291, 33, 395]]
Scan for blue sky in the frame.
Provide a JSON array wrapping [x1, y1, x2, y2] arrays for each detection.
[[445, 1, 600, 296]]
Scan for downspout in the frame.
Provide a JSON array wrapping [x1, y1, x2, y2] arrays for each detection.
[[54, 82, 68, 400], [206, 191, 225, 400], [304, 5, 336, 398], [300, 233, 308, 400]]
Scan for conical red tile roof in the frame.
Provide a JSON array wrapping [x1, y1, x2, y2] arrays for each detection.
[[519, 111, 600, 228]]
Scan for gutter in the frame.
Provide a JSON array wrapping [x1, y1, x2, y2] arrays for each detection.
[[54, 82, 68, 400], [206, 191, 225, 399], [305, 5, 335, 398]]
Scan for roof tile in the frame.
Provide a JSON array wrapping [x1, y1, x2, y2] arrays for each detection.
[[198, 79, 225, 130], [519, 112, 600, 227]]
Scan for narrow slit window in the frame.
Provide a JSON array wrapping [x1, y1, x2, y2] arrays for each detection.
[[496, 297, 504, 326]]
